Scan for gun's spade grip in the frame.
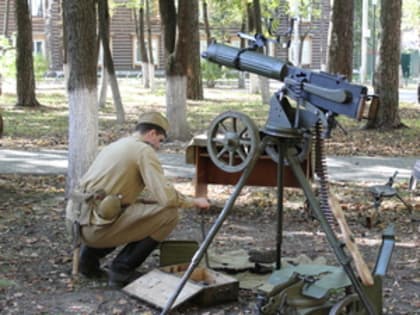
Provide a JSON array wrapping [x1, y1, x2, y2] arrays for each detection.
[[202, 43, 287, 81]]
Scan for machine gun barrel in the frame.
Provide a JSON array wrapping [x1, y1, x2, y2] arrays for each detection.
[[202, 43, 368, 120], [202, 42, 288, 81]]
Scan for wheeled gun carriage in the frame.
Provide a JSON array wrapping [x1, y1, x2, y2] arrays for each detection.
[[161, 34, 394, 315]]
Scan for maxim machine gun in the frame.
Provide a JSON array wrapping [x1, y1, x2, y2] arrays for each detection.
[[161, 34, 394, 315]]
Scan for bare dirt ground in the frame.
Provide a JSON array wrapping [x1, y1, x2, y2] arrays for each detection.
[[0, 86, 419, 314], [0, 168, 419, 314]]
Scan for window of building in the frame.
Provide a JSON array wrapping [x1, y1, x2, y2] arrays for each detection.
[[29, 0, 45, 17], [33, 40, 45, 55], [133, 37, 159, 66]]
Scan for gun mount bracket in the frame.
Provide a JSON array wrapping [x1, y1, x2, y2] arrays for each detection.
[[264, 132, 311, 165]]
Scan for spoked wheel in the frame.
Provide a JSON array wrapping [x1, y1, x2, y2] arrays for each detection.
[[329, 294, 364, 315], [264, 133, 312, 165], [207, 111, 260, 173]]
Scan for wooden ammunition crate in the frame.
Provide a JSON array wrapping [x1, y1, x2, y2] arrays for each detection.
[[123, 264, 238, 310]]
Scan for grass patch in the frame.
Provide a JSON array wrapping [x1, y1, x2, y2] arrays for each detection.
[[0, 81, 418, 157]]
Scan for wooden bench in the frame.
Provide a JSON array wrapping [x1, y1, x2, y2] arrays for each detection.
[[186, 135, 312, 198]]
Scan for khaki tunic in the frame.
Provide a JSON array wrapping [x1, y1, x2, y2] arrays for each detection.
[[66, 134, 194, 247]]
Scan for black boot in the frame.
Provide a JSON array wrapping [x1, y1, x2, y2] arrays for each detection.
[[109, 237, 159, 288], [79, 245, 115, 279]]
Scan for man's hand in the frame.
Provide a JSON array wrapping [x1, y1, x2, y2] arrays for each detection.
[[193, 197, 210, 209]]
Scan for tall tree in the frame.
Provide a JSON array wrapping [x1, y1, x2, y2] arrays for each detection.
[[134, 1, 150, 88], [367, 0, 403, 129], [3, 0, 10, 37], [202, 0, 211, 45], [61, 0, 68, 82], [63, 0, 98, 193], [254, 0, 270, 104], [327, 0, 354, 80], [159, 0, 191, 140], [145, 0, 156, 90], [98, 0, 125, 123], [15, 0, 40, 107], [44, 0, 55, 71], [186, 0, 203, 100]]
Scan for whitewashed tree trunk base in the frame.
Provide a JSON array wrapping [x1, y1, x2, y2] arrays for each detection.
[[98, 67, 108, 108], [166, 75, 190, 140], [249, 73, 259, 94], [68, 88, 98, 192], [149, 64, 156, 92], [259, 76, 270, 105], [142, 62, 150, 89]]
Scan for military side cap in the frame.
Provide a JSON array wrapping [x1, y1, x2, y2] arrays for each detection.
[[138, 111, 169, 133]]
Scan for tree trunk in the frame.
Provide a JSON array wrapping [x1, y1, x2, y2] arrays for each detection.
[[327, 0, 354, 81], [186, 0, 203, 100], [3, 0, 10, 37], [137, 3, 150, 88], [98, 64, 108, 108], [368, 0, 402, 129], [63, 0, 98, 194], [159, 0, 190, 140], [44, 0, 54, 71], [0, 0, 10, 95], [145, 0, 153, 64], [15, 0, 40, 107], [202, 0, 211, 45], [247, 2, 258, 93], [159, 0, 176, 58], [253, 0, 269, 104], [145, 0, 156, 90], [238, 15, 246, 89], [61, 0, 69, 85], [166, 76, 189, 138], [98, 0, 125, 123]]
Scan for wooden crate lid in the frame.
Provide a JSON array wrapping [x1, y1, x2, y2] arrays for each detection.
[[123, 269, 202, 310]]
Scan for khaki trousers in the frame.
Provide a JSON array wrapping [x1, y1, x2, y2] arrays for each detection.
[[81, 202, 179, 248]]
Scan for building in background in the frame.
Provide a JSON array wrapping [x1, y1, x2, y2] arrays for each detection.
[[5, 0, 416, 81]]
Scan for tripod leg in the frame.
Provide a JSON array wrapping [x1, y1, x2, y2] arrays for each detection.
[[285, 147, 377, 315], [160, 141, 266, 315], [276, 141, 285, 270], [395, 193, 412, 212]]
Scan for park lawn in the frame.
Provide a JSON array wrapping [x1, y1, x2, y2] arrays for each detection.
[[0, 79, 419, 157], [0, 79, 419, 314]]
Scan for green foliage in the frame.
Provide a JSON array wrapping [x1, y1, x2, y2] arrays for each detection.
[[201, 60, 223, 87], [0, 36, 16, 79], [0, 37, 48, 81], [207, 0, 244, 41], [402, 0, 420, 32], [0, 278, 15, 288], [33, 54, 49, 81]]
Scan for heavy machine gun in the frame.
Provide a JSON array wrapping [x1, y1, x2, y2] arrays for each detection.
[[161, 34, 390, 315]]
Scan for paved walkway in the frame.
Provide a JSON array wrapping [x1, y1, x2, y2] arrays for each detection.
[[0, 148, 417, 184]]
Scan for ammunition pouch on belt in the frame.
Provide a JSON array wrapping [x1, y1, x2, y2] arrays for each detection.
[[96, 194, 123, 221], [70, 189, 123, 226]]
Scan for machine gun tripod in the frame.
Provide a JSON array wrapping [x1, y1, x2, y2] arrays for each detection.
[[161, 37, 391, 315]]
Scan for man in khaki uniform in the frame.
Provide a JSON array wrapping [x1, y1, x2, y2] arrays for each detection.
[[66, 112, 210, 287]]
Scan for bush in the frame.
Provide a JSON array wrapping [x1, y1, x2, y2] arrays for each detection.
[[201, 61, 223, 88], [33, 54, 49, 81], [0, 36, 16, 79], [0, 36, 49, 81]]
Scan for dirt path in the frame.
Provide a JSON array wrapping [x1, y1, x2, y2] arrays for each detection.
[[1, 174, 419, 315]]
